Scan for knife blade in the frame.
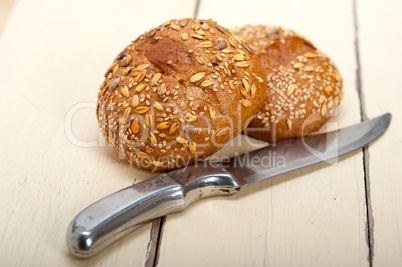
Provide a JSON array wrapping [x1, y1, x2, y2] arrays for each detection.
[[66, 113, 391, 258]]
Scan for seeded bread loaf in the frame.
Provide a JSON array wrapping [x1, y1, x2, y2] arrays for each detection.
[[234, 25, 344, 142], [97, 18, 267, 171]]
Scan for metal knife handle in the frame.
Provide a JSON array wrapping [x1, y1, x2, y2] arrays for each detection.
[[66, 169, 240, 258]]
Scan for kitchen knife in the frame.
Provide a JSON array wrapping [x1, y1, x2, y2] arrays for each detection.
[[67, 113, 391, 258]]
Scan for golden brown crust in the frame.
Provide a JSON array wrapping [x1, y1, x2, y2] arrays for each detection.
[[97, 19, 266, 171], [234, 25, 344, 142]]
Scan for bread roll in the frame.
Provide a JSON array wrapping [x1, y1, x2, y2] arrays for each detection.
[[234, 25, 344, 142], [97, 19, 267, 171]]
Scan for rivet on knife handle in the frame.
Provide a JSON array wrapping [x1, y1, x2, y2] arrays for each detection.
[[66, 166, 240, 258]]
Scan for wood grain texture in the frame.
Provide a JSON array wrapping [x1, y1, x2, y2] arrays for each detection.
[[357, 0, 402, 265], [157, 0, 369, 266], [0, 0, 196, 266]]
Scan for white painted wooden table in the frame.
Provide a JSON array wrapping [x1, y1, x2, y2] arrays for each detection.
[[0, 0, 401, 266]]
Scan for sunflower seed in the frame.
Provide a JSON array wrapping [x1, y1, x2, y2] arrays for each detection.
[[178, 19, 188, 27], [215, 41, 227, 50], [109, 78, 121, 90]]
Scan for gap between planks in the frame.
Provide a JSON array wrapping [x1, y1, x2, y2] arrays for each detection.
[[144, 1, 374, 266], [353, 0, 374, 266], [144, 2, 203, 266]]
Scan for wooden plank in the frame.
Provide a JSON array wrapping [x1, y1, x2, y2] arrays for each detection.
[[156, 0, 369, 266], [0, 0, 196, 266], [0, 0, 15, 35], [356, 0, 402, 265]]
